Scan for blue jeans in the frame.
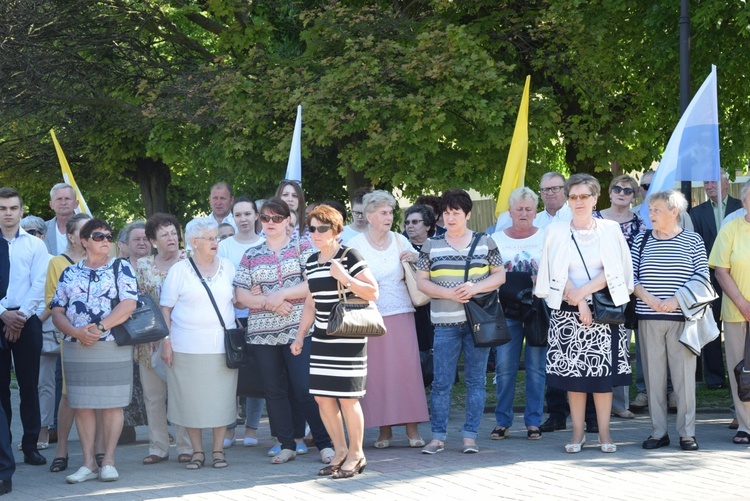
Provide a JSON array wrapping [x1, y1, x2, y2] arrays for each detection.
[[494, 318, 546, 428], [430, 323, 490, 441]]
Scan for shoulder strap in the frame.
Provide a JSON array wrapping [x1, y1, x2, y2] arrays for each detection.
[[62, 253, 75, 265], [111, 258, 122, 299], [570, 232, 592, 280], [188, 257, 227, 330], [637, 230, 651, 263], [463, 232, 483, 282]]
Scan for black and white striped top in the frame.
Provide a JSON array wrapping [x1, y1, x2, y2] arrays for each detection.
[[631, 229, 708, 321]]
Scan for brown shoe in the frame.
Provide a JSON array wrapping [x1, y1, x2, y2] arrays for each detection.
[[142, 454, 168, 465]]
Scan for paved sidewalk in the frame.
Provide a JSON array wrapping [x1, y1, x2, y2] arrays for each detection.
[[4, 389, 748, 500]]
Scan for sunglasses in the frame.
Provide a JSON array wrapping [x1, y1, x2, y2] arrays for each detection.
[[640, 183, 650, 190], [26, 229, 41, 236], [568, 194, 594, 201], [404, 219, 423, 225], [260, 214, 286, 223], [308, 224, 332, 234], [89, 232, 114, 242], [611, 186, 635, 196]]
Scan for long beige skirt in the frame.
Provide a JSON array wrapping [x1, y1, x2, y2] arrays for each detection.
[[167, 352, 238, 428]]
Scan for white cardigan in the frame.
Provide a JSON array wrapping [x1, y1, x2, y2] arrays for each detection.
[[534, 219, 633, 310]]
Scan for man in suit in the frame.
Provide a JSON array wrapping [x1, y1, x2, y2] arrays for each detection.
[[689, 170, 742, 389], [44, 183, 79, 256]]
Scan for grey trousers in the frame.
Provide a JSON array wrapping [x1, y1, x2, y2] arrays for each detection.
[[724, 322, 750, 434], [639, 319, 696, 438]]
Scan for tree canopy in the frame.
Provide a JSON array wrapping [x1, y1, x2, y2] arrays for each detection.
[[1, 0, 748, 227]]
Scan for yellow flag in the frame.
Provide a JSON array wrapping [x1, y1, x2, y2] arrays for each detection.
[[495, 76, 531, 217], [49, 129, 91, 215]]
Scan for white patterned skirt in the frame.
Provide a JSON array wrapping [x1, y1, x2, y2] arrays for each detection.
[[545, 309, 631, 393]]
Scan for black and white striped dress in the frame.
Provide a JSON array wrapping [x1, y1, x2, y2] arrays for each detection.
[[307, 246, 369, 398]]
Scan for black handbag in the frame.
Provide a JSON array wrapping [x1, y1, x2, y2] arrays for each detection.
[[571, 233, 626, 325], [188, 258, 248, 369], [462, 233, 511, 347], [733, 323, 750, 402], [419, 349, 434, 387], [111, 258, 169, 346], [498, 272, 533, 320], [519, 288, 550, 347], [326, 248, 387, 338]]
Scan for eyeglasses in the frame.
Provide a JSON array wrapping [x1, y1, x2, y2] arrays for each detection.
[[640, 183, 650, 190], [568, 194, 594, 201], [611, 186, 635, 196], [404, 219, 423, 226], [540, 186, 564, 194], [25, 229, 41, 236], [194, 236, 219, 242], [260, 214, 286, 223], [308, 224, 332, 233], [89, 232, 114, 242], [351, 211, 364, 218]]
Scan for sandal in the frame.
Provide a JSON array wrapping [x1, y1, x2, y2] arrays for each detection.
[[142, 454, 169, 465], [186, 452, 205, 470], [270, 448, 296, 464], [49, 456, 69, 473], [527, 428, 542, 440], [733, 431, 750, 445], [212, 451, 228, 469], [490, 426, 510, 440], [95, 453, 105, 468]]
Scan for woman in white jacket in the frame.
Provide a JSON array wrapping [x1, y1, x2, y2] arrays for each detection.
[[535, 174, 633, 454]]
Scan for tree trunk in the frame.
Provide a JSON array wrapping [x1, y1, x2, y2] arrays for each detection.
[[345, 167, 371, 200], [134, 158, 171, 216]]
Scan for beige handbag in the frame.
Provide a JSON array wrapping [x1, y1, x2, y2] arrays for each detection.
[[394, 233, 431, 307]]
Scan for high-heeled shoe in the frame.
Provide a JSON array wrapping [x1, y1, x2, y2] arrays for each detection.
[[332, 458, 367, 479], [318, 458, 346, 477], [565, 435, 587, 453]]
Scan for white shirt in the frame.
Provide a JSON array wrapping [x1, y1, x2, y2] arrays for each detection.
[[55, 225, 68, 255], [209, 212, 237, 231], [340, 225, 361, 244], [533, 204, 572, 229], [722, 207, 747, 226], [160, 258, 236, 354], [217, 235, 265, 319], [0, 228, 50, 317]]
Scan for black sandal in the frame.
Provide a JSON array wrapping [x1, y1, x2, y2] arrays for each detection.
[[490, 426, 509, 440], [527, 428, 542, 440], [212, 450, 228, 469], [186, 451, 205, 470], [49, 456, 68, 473], [733, 431, 750, 445]]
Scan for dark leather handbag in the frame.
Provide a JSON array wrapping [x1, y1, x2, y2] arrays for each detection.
[[463, 233, 511, 348], [733, 323, 750, 402], [571, 234, 626, 325], [111, 259, 169, 346], [419, 349, 434, 387], [519, 288, 550, 347], [188, 258, 248, 369], [326, 249, 387, 338], [498, 272, 533, 320]]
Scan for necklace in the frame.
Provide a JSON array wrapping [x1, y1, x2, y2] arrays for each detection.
[[195, 258, 219, 282], [570, 220, 598, 245], [366, 231, 390, 251]]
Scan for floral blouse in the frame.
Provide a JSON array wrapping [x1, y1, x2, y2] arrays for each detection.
[[593, 210, 646, 249], [50, 258, 138, 342]]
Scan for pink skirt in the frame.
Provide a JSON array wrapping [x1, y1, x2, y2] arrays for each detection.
[[360, 312, 429, 428]]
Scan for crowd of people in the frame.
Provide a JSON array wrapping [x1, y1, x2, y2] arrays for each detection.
[[0, 169, 748, 493]]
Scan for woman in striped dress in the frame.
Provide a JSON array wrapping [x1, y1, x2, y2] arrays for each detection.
[[291, 205, 379, 479], [633, 190, 707, 452]]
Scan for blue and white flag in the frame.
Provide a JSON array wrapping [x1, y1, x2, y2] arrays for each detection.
[[284, 105, 302, 182], [641, 65, 720, 227]]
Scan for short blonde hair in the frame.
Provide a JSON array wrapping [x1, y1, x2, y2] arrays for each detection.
[[508, 187, 539, 209]]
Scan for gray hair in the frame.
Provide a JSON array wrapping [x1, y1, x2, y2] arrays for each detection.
[[565, 173, 601, 198], [49, 183, 75, 199], [185, 217, 218, 242], [540, 171, 566, 186], [646, 189, 688, 214], [362, 190, 397, 214], [21, 215, 46, 235], [118, 221, 146, 244], [508, 187, 539, 209], [740, 179, 750, 205]]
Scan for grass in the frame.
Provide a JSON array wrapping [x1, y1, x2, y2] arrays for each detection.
[[442, 337, 735, 412]]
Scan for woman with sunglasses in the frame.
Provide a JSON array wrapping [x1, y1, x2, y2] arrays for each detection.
[[50, 218, 138, 483], [593, 174, 645, 421], [536, 174, 633, 454], [291, 205, 379, 478], [234, 198, 334, 465]]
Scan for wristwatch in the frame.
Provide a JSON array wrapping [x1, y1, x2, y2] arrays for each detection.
[[96, 322, 106, 332]]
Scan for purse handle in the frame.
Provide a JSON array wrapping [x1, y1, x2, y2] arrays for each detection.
[[333, 247, 353, 303], [188, 257, 228, 331], [463, 232, 484, 282]]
